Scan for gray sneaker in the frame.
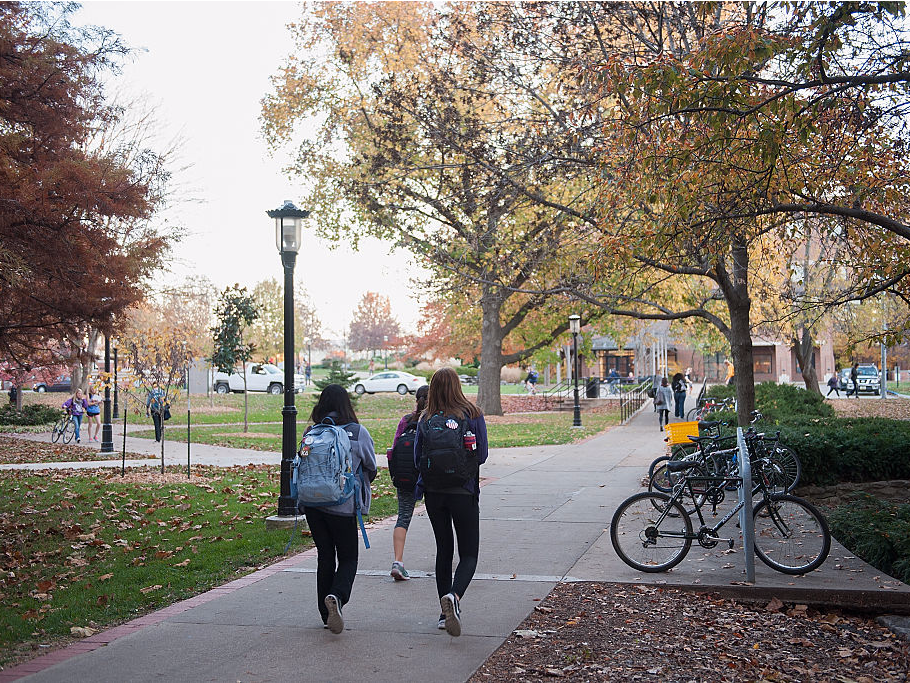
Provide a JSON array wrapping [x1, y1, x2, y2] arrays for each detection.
[[325, 594, 344, 634], [440, 593, 461, 637], [437, 614, 446, 630], [390, 561, 410, 581]]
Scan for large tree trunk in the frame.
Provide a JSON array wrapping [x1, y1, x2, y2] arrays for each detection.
[[794, 327, 822, 394], [725, 238, 756, 426], [477, 288, 504, 416]]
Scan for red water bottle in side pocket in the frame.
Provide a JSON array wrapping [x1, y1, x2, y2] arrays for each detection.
[[463, 430, 476, 451]]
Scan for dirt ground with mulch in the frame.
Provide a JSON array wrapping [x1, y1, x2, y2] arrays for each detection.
[[470, 582, 910, 682], [828, 397, 910, 420]]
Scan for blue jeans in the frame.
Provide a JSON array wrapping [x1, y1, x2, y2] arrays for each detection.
[[72, 413, 83, 441], [674, 391, 686, 418]]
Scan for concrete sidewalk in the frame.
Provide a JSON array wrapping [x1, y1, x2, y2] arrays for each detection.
[[5, 405, 910, 682]]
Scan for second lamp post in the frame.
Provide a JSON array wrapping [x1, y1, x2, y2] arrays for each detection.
[[267, 200, 310, 518], [569, 314, 582, 428]]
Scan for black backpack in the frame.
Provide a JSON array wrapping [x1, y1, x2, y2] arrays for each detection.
[[418, 412, 477, 489], [389, 419, 419, 491]]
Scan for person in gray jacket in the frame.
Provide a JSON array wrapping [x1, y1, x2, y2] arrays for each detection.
[[654, 377, 674, 431], [301, 384, 377, 634]]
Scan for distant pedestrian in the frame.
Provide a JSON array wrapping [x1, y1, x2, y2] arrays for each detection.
[[826, 374, 840, 397], [85, 384, 102, 442], [7, 385, 16, 405], [684, 367, 694, 393], [847, 363, 859, 398], [724, 359, 735, 386], [524, 368, 538, 394], [387, 384, 428, 581], [671, 372, 687, 419], [146, 382, 166, 442], [302, 384, 376, 634], [62, 389, 89, 443], [305, 362, 312, 385], [654, 377, 673, 431], [415, 367, 488, 636], [369, 358, 375, 374]]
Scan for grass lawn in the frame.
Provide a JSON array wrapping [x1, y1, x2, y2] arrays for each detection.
[[0, 465, 398, 668], [131, 410, 621, 451]]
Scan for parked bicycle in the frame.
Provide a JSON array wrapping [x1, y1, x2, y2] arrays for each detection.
[[612, 442, 829, 575], [51, 409, 77, 444], [686, 395, 735, 422]]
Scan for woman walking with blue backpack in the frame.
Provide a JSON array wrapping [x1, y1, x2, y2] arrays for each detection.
[[299, 384, 376, 634], [414, 368, 488, 636], [386, 384, 428, 581]]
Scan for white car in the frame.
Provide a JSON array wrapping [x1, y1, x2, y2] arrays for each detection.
[[213, 363, 306, 395], [352, 371, 427, 395]]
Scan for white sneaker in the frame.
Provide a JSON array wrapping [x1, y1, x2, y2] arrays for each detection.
[[390, 561, 410, 581], [324, 594, 344, 634], [440, 593, 461, 637]]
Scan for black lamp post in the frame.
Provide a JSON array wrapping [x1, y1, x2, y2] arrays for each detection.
[[268, 200, 310, 517], [112, 339, 119, 419], [569, 314, 582, 428], [101, 334, 114, 452]]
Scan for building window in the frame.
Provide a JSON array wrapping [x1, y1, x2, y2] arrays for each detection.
[[754, 349, 773, 375]]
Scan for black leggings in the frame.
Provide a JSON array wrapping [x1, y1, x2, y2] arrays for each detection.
[[303, 507, 358, 624], [424, 492, 479, 600]]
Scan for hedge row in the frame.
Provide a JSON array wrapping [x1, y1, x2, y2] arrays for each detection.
[[702, 382, 906, 486], [0, 403, 62, 426], [828, 495, 910, 585]]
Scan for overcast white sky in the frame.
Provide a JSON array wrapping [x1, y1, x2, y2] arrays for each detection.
[[75, 1, 426, 338]]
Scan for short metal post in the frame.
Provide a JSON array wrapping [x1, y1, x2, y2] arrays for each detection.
[[737, 427, 756, 583]]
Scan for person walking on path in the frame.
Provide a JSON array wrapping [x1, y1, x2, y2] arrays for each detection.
[[847, 363, 860, 398], [671, 372, 687, 419], [305, 362, 312, 386], [302, 384, 376, 634], [62, 389, 89, 443], [414, 367, 488, 637], [387, 384, 428, 581], [85, 384, 102, 442], [724, 359, 735, 386], [826, 373, 840, 397], [654, 377, 673, 431], [146, 383, 166, 442]]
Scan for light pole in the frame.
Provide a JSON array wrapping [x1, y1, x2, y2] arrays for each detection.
[[383, 335, 389, 370], [268, 200, 310, 519], [569, 314, 582, 428], [101, 334, 114, 452], [112, 339, 119, 419]]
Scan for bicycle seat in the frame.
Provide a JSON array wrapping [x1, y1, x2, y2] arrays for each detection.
[[698, 420, 721, 429], [687, 435, 716, 444], [666, 460, 701, 472]]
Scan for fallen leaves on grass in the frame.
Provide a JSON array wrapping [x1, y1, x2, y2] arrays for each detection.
[[471, 582, 909, 682], [0, 436, 154, 464]]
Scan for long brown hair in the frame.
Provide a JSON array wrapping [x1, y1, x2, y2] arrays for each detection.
[[423, 368, 481, 420]]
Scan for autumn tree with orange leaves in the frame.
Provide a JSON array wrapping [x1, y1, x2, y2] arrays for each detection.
[[0, 3, 174, 392]]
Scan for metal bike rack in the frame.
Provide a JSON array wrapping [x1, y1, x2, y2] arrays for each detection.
[[736, 427, 756, 583]]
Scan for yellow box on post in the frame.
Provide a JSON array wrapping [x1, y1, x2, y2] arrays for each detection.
[[664, 421, 700, 446]]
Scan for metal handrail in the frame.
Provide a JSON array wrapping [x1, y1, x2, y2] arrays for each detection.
[[619, 377, 653, 423]]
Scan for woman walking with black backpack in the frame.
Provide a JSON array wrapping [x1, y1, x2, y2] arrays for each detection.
[[386, 384, 428, 581], [414, 368, 488, 636]]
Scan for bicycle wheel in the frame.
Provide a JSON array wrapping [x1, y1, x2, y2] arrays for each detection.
[[752, 494, 830, 574], [648, 455, 670, 481], [62, 418, 76, 444], [685, 407, 700, 421], [765, 443, 801, 492], [611, 492, 692, 572], [51, 419, 63, 443]]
